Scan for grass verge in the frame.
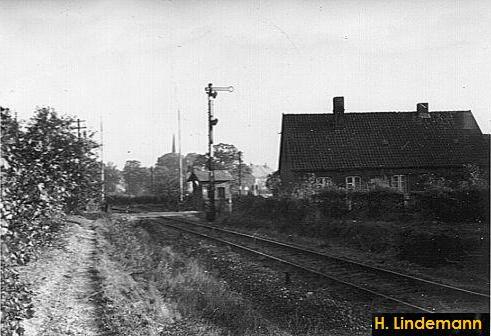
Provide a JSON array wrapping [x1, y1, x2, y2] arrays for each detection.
[[94, 215, 289, 336]]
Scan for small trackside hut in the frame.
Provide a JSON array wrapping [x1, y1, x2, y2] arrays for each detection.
[[187, 169, 234, 214]]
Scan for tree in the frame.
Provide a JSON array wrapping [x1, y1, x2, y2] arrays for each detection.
[[212, 143, 253, 192], [2, 107, 100, 216], [104, 162, 122, 193], [184, 152, 207, 172], [156, 152, 180, 174], [213, 143, 239, 170], [266, 171, 282, 196], [1, 106, 101, 334], [122, 160, 149, 195], [153, 153, 182, 198], [148, 144, 256, 199]]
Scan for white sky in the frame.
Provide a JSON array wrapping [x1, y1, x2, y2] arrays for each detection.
[[1, 0, 490, 170]]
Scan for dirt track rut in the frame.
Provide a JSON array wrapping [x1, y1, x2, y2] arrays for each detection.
[[20, 217, 101, 336]]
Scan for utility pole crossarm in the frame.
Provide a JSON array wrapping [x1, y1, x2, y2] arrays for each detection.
[[70, 119, 87, 138]]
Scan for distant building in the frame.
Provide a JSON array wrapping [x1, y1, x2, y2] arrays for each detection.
[[241, 164, 274, 196], [279, 97, 489, 192], [187, 169, 234, 212]]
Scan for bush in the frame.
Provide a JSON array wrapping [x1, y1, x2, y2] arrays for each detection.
[[315, 188, 348, 218], [365, 189, 405, 219], [1, 107, 100, 335], [231, 195, 311, 229], [315, 188, 405, 220], [397, 230, 466, 266], [108, 195, 164, 205], [411, 186, 489, 222], [106, 194, 186, 212], [233, 180, 488, 226]]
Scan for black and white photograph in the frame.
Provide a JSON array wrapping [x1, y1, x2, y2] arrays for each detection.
[[1, 1, 490, 335]]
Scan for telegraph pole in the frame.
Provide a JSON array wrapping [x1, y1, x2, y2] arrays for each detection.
[[238, 151, 242, 195], [100, 117, 106, 210], [178, 109, 183, 204], [204, 83, 233, 221]]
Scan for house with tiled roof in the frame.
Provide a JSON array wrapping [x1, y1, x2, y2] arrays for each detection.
[[279, 97, 489, 192]]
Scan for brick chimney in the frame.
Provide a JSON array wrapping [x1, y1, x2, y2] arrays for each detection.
[[333, 96, 345, 128], [416, 102, 430, 118]]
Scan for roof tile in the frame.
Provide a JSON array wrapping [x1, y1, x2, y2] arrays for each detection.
[[281, 111, 489, 171]]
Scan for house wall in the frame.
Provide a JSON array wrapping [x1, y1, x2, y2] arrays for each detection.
[[282, 165, 484, 192], [278, 139, 297, 192]]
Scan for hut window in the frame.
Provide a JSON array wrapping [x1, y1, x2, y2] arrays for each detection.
[[217, 187, 226, 198]]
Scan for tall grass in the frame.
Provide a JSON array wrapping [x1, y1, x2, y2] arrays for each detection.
[[96, 216, 290, 336]]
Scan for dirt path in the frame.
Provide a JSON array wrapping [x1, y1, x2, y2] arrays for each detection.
[[19, 216, 101, 336]]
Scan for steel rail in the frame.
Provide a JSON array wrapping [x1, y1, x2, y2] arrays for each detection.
[[154, 220, 434, 313], [164, 216, 489, 299]]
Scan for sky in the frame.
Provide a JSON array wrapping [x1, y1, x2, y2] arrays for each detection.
[[1, 0, 490, 170]]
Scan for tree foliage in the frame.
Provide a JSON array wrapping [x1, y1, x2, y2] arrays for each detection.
[[187, 144, 251, 175], [265, 171, 281, 196], [118, 144, 254, 201], [153, 153, 181, 199], [184, 152, 207, 172], [122, 160, 149, 196], [1, 107, 100, 335], [211, 143, 252, 192], [148, 144, 253, 199], [411, 165, 489, 222], [103, 162, 122, 193]]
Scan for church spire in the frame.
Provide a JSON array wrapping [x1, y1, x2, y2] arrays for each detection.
[[172, 134, 176, 154]]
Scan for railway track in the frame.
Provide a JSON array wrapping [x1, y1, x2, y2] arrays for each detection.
[[140, 215, 489, 313], [152, 216, 489, 312]]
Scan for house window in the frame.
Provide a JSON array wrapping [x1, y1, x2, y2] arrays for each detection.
[[217, 187, 226, 199], [316, 177, 333, 188], [345, 176, 361, 190], [391, 175, 407, 192]]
